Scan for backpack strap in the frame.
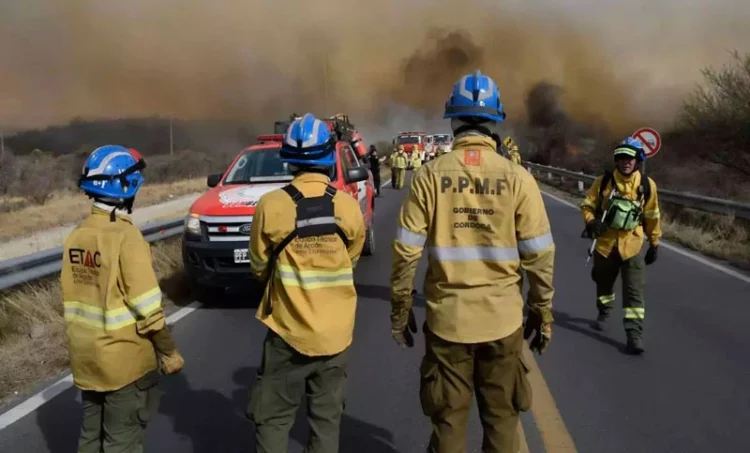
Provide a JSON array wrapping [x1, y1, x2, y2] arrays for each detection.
[[323, 186, 350, 247], [271, 184, 348, 260], [281, 184, 305, 202], [595, 170, 614, 217], [638, 173, 652, 228]]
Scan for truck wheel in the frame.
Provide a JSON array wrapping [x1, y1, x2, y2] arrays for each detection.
[[362, 226, 375, 256]]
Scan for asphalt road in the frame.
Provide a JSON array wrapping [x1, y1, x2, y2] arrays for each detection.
[[1, 171, 749, 452]]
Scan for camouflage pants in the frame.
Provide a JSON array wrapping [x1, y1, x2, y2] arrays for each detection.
[[77, 370, 162, 453], [420, 325, 531, 453], [248, 330, 348, 453]]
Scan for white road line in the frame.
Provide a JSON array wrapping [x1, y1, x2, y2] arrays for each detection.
[[0, 179, 395, 430], [541, 190, 750, 285], [0, 301, 203, 430]]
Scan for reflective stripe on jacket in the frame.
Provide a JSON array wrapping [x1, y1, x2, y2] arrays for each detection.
[[391, 134, 555, 344], [249, 173, 365, 356], [580, 170, 662, 260], [61, 205, 165, 391]]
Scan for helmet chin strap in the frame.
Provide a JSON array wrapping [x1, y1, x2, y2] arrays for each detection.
[[92, 196, 134, 222], [451, 118, 503, 149]]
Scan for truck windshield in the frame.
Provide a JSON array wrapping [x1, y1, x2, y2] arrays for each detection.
[[434, 135, 451, 144], [397, 136, 420, 144], [224, 148, 294, 184]]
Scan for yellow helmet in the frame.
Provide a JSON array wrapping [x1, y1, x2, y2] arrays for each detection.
[[398, 145, 405, 152], [502, 136, 515, 149]]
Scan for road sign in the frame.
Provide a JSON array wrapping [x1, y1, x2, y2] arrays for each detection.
[[632, 127, 661, 158]]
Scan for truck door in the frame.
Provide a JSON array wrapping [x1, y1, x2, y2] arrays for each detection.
[[339, 143, 368, 215]]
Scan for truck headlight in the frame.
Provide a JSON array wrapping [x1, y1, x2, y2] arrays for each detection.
[[184, 214, 201, 236]]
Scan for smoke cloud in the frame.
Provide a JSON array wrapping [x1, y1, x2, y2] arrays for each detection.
[[1, 0, 749, 140]]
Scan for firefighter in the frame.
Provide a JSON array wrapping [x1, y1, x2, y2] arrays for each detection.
[[368, 144, 382, 196], [390, 145, 408, 189], [410, 147, 423, 171], [580, 137, 661, 355], [502, 137, 522, 165], [390, 70, 556, 452], [500, 136, 521, 164], [63, 145, 184, 453], [247, 113, 365, 453]]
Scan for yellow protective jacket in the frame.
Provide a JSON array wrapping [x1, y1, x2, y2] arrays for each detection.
[[411, 152, 422, 169], [508, 147, 522, 165], [391, 151, 408, 169], [61, 204, 166, 391], [249, 173, 365, 356], [391, 135, 556, 344], [581, 170, 662, 260]]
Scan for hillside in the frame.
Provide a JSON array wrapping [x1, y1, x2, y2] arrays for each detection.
[[515, 53, 750, 201]]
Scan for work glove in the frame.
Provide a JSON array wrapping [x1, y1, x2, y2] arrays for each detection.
[[586, 219, 606, 238], [645, 245, 658, 265], [150, 328, 185, 374], [391, 289, 418, 348], [159, 350, 185, 374], [523, 308, 553, 355]]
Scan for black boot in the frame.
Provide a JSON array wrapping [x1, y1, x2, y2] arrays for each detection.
[[625, 336, 645, 355], [592, 312, 608, 331]]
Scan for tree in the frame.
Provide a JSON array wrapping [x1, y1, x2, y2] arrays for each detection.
[[678, 50, 750, 176]]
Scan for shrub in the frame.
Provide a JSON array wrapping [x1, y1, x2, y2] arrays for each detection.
[[678, 50, 750, 177]]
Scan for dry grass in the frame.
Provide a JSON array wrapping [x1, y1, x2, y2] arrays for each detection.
[[0, 237, 192, 403], [0, 178, 205, 241], [536, 180, 750, 270]]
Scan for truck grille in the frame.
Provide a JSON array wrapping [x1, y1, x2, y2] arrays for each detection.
[[199, 215, 254, 242]]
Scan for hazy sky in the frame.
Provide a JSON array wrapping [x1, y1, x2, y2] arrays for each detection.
[[1, 0, 748, 137]]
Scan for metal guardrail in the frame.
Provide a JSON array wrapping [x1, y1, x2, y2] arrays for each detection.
[[0, 218, 185, 291], [525, 162, 750, 221]]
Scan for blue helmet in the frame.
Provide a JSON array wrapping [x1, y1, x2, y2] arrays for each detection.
[[279, 113, 336, 167], [79, 145, 146, 200], [444, 70, 506, 123], [614, 137, 647, 162]]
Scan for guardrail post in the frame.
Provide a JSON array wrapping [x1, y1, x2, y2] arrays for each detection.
[[578, 172, 584, 192], [547, 172, 552, 180]]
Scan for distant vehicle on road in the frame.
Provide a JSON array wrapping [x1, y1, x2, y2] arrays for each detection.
[[182, 130, 376, 295], [393, 131, 426, 169]]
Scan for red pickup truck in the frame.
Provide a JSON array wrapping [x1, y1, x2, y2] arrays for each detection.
[[182, 133, 376, 293]]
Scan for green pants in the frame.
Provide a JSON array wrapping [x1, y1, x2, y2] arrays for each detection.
[[592, 248, 646, 337], [392, 168, 406, 189], [248, 330, 348, 453], [78, 370, 162, 453], [420, 325, 531, 453]]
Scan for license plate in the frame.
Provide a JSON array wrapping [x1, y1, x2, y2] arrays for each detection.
[[234, 248, 249, 264]]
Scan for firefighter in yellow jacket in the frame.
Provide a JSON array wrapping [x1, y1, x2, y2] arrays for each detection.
[[391, 71, 555, 452], [410, 148, 423, 170], [63, 145, 184, 453], [581, 137, 661, 354], [390, 145, 408, 189], [503, 136, 522, 165], [247, 114, 365, 453]]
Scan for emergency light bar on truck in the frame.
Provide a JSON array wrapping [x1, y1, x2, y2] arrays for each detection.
[[256, 134, 284, 143]]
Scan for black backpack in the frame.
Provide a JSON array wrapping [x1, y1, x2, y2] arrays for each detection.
[[261, 184, 349, 316]]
